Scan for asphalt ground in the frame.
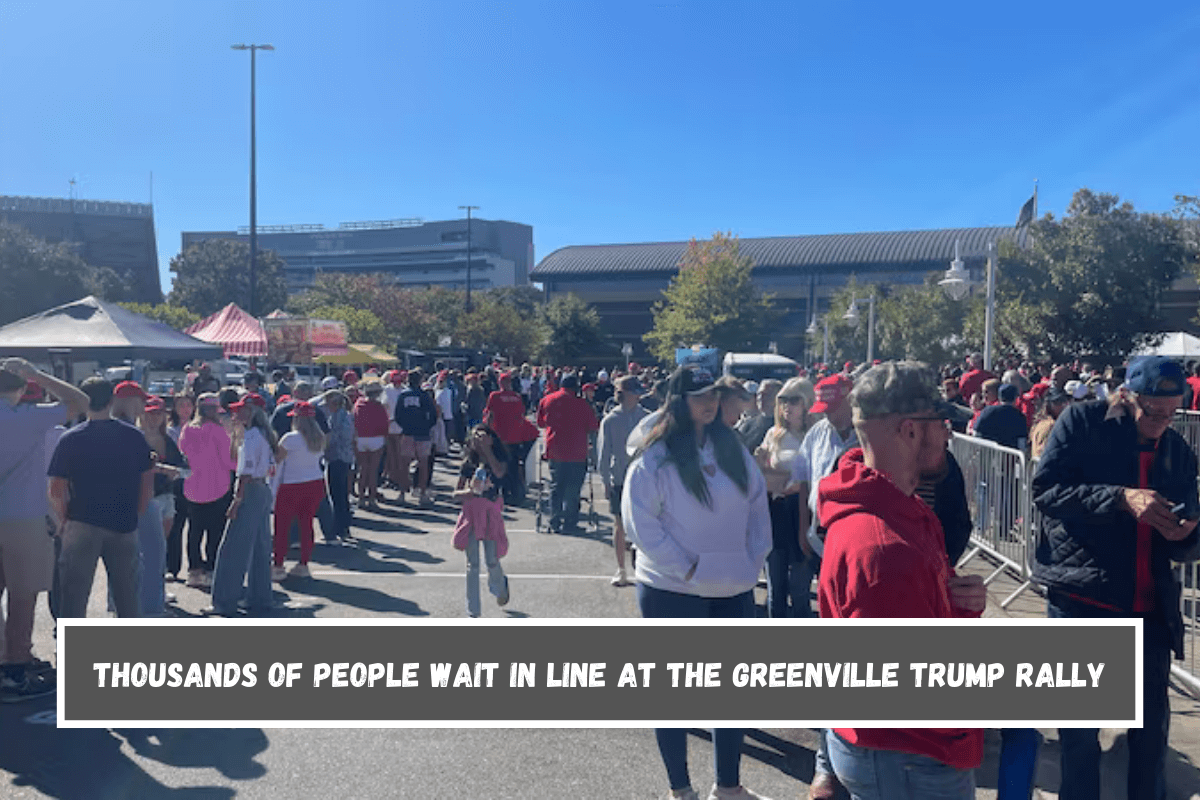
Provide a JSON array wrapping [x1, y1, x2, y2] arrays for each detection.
[[2, 452, 1199, 799]]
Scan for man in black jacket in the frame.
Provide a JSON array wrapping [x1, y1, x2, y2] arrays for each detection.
[[1032, 356, 1199, 800]]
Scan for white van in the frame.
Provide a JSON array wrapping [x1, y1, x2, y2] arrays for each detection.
[[722, 353, 800, 383]]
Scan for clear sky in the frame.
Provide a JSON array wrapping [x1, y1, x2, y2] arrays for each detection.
[[3, 0, 1200, 296]]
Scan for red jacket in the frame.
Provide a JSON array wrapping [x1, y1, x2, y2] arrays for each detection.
[[958, 369, 995, 403], [483, 390, 538, 445], [817, 448, 983, 771], [537, 389, 598, 462]]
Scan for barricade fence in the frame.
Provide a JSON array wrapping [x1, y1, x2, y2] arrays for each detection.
[[948, 415, 1200, 696]]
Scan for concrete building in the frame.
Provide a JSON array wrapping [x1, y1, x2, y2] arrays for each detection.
[[0, 195, 162, 303], [183, 217, 533, 294]]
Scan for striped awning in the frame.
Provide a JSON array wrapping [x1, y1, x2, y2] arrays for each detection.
[[184, 303, 267, 357]]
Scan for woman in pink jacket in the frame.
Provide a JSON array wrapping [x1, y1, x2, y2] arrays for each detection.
[[178, 393, 235, 588]]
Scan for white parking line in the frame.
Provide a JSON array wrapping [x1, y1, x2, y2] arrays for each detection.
[[307, 569, 615, 580]]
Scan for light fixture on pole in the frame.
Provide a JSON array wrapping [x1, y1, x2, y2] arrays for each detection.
[[459, 205, 479, 312], [231, 43, 274, 317], [843, 294, 876, 363], [939, 239, 971, 302]]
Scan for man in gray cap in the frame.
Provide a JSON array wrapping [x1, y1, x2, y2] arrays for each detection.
[[816, 361, 985, 797], [1032, 355, 1199, 800]]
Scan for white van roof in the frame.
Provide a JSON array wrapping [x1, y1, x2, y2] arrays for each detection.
[[723, 353, 798, 366]]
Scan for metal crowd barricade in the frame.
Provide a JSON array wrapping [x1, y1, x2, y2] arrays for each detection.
[[949, 434, 1034, 608], [1171, 410, 1200, 694]]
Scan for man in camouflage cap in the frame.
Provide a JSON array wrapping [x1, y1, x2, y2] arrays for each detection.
[[815, 361, 986, 797]]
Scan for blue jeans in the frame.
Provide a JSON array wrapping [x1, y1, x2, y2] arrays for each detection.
[[1048, 593, 1170, 800], [136, 505, 166, 617], [464, 534, 507, 618], [997, 728, 1041, 800], [210, 481, 273, 615], [326, 459, 353, 539], [766, 549, 814, 618], [549, 460, 587, 531], [825, 730, 974, 800], [639, 584, 753, 790]]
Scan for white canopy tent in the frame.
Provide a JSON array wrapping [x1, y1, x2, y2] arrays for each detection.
[[1133, 332, 1200, 359]]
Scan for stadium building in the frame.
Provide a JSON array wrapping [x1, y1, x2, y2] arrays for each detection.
[[0, 195, 162, 303], [183, 217, 534, 294], [531, 226, 1200, 363]]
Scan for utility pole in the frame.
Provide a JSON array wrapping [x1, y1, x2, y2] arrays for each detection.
[[232, 43, 274, 315], [459, 205, 479, 312]]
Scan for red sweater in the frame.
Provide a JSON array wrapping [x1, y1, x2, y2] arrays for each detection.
[[352, 398, 389, 438], [537, 389, 598, 462], [958, 369, 995, 403], [817, 448, 983, 771]]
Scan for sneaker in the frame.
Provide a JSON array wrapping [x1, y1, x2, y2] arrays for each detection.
[[272, 565, 288, 582], [165, 592, 178, 604], [0, 670, 55, 703], [288, 563, 311, 579], [668, 789, 700, 800], [611, 568, 629, 586], [185, 569, 205, 588], [708, 786, 772, 800], [199, 571, 213, 589], [496, 576, 510, 607], [23, 658, 55, 676], [418, 493, 433, 508]]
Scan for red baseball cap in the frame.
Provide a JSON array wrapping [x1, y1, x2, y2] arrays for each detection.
[[276, 394, 292, 405], [113, 381, 149, 399], [342, 370, 359, 385], [228, 393, 266, 411], [20, 381, 44, 403], [810, 374, 853, 414], [143, 396, 166, 412], [582, 383, 597, 392], [288, 400, 317, 417]]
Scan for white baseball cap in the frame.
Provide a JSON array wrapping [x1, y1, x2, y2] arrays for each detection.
[[320, 376, 339, 390]]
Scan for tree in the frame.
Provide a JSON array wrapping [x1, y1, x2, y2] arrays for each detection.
[[539, 294, 607, 365], [116, 302, 201, 330], [302, 304, 387, 345], [483, 285, 544, 319], [456, 298, 542, 363], [997, 189, 1187, 360], [0, 221, 108, 325], [644, 232, 777, 364], [167, 239, 288, 318], [289, 273, 437, 349]]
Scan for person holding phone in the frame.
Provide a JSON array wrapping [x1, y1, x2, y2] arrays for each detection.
[[1032, 356, 1200, 800]]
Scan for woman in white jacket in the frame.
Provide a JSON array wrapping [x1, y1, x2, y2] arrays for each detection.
[[622, 366, 773, 800]]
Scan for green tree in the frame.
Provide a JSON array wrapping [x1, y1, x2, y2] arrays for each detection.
[[167, 238, 288, 318], [289, 273, 437, 349], [644, 232, 777, 364], [457, 298, 543, 362], [302, 304, 387, 345], [483, 285, 544, 319], [116, 302, 201, 330], [996, 189, 1187, 360], [539, 293, 607, 364], [0, 221, 109, 325]]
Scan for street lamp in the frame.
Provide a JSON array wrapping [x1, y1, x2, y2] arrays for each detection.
[[939, 238, 998, 371], [459, 205, 479, 312], [807, 315, 830, 364], [843, 294, 876, 363], [231, 43, 274, 316]]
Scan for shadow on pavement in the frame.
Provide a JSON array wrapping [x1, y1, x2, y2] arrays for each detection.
[[296, 577, 430, 615], [1, 697, 259, 798]]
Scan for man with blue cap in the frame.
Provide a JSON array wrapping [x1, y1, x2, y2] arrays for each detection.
[[1032, 355, 1199, 800]]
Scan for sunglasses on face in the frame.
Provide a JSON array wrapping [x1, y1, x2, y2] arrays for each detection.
[[777, 396, 804, 405]]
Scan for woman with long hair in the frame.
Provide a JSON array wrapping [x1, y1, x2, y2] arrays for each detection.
[[623, 367, 773, 800], [321, 389, 356, 542], [756, 376, 815, 618], [272, 401, 327, 580], [452, 424, 511, 617], [208, 393, 277, 616], [178, 393, 234, 588], [138, 396, 187, 615]]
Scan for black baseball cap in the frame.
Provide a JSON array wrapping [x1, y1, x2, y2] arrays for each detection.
[[667, 366, 717, 398]]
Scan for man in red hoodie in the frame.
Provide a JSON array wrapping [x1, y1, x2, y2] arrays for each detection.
[[817, 361, 986, 799]]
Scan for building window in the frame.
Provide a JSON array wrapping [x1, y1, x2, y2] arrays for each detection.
[[441, 231, 468, 243]]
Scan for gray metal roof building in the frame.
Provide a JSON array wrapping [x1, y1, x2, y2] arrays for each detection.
[[0, 195, 162, 303], [531, 226, 1019, 362]]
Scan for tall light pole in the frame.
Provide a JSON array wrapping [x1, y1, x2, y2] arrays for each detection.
[[232, 43, 274, 316], [459, 205, 479, 312], [843, 294, 876, 363], [939, 238, 996, 370]]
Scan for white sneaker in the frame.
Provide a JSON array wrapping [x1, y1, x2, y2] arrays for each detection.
[[708, 785, 772, 800], [668, 789, 700, 800], [185, 569, 205, 588], [271, 565, 287, 582], [288, 563, 311, 579]]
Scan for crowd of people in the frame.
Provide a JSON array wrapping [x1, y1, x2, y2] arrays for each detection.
[[0, 347, 1196, 799]]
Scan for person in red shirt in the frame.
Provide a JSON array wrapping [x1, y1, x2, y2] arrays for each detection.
[[352, 380, 389, 509], [483, 373, 538, 505], [536, 373, 598, 533], [818, 361, 985, 797], [957, 352, 995, 404]]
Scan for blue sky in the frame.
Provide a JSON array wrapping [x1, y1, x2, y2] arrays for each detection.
[[3, 0, 1200, 296]]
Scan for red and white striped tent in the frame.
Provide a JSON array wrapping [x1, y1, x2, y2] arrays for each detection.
[[184, 303, 267, 358]]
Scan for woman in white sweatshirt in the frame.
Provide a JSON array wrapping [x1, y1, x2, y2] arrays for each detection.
[[622, 366, 773, 800]]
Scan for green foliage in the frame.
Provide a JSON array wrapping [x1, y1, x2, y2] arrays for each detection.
[[0, 221, 103, 325], [167, 239, 288, 318], [644, 232, 777, 364], [539, 294, 606, 365], [456, 298, 543, 362], [302, 304, 387, 345], [116, 302, 201, 330], [290, 273, 437, 349]]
